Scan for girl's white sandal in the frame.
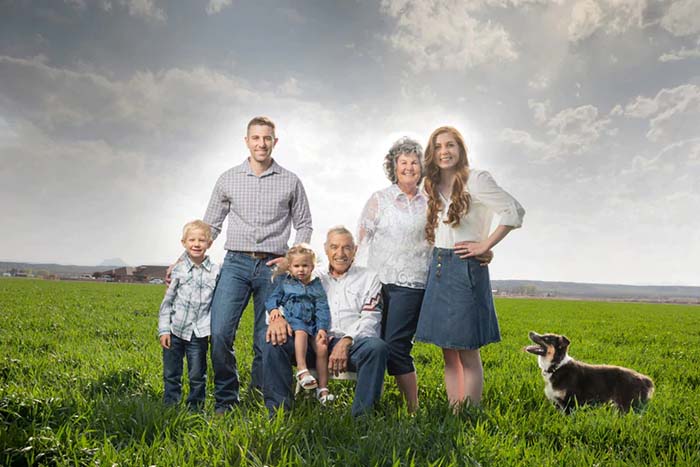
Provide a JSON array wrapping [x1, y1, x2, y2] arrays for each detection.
[[295, 369, 318, 390], [316, 387, 335, 404]]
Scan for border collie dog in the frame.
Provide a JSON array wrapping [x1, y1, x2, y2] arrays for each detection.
[[524, 331, 654, 412]]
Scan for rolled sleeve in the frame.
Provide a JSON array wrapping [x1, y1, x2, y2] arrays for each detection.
[[473, 170, 525, 229]]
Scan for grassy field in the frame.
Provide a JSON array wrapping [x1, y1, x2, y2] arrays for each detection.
[[1, 278, 699, 466]]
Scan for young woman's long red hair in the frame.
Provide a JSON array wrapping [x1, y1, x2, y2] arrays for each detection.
[[424, 126, 471, 244]]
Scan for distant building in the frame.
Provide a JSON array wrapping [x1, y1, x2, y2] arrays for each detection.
[[134, 265, 168, 283], [99, 267, 136, 282], [95, 265, 167, 283]]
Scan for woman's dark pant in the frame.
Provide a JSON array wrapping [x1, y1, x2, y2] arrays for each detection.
[[381, 284, 424, 376]]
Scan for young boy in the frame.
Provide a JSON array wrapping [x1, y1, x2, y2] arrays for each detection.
[[158, 220, 220, 409]]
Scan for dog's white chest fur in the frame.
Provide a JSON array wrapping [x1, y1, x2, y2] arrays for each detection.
[[538, 355, 570, 403], [543, 378, 566, 403]]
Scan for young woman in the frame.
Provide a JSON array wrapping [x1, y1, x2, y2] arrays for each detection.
[[415, 126, 525, 409]]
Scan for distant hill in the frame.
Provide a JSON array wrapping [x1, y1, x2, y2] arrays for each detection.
[[0, 261, 169, 278], [1, 261, 698, 303], [98, 258, 129, 267], [492, 280, 700, 303], [0, 261, 111, 275]]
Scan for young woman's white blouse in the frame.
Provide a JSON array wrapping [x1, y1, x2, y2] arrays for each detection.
[[356, 184, 431, 289], [434, 169, 525, 249]]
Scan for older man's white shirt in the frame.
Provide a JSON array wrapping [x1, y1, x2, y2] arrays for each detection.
[[316, 265, 382, 342]]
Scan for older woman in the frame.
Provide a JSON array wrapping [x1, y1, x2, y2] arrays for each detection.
[[416, 126, 525, 410], [356, 137, 431, 412]]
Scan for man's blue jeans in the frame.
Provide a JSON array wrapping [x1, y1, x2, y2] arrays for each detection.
[[162, 333, 208, 408], [210, 251, 278, 410], [263, 335, 388, 417]]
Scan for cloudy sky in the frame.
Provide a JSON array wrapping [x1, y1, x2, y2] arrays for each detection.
[[2, 0, 699, 286]]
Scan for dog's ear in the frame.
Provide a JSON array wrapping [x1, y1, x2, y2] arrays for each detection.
[[560, 335, 570, 347]]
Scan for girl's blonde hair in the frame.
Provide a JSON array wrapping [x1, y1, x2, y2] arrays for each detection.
[[273, 243, 316, 278], [423, 126, 471, 245]]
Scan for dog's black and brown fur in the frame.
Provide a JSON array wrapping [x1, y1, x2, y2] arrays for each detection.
[[524, 331, 654, 412]]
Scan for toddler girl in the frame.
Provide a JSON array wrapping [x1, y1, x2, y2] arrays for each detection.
[[266, 244, 334, 403]]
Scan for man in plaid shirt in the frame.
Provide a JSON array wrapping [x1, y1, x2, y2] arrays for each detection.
[[203, 116, 313, 414]]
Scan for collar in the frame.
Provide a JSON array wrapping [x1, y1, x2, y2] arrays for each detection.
[[285, 275, 318, 286], [234, 158, 280, 177], [184, 255, 212, 272], [391, 183, 424, 201], [542, 355, 572, 375], [324, 262, 356, 281]]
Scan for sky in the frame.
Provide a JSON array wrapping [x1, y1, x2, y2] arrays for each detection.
[[1, 0, 699, 286]]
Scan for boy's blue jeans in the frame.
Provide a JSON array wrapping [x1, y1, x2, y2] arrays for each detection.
[[162, 333, 209, 408], [210, 251, 279, 411]]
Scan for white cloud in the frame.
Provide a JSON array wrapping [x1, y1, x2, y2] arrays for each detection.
[[568, 0, 646, 42], [659, 39, 700, 62], [125, 0, 166, 22], [569, 0, 604, 41], [380, 0, 517, 71], [604, 0, 646, 34], [660, 0, 700, 36], [548, 103, 608, 134], [278, 77, 302, 96], [498, 128, 547, 153], [624, 96, 657, 118], [64, 0, 86, 9], [500, 103, 613, 160], [83, 0, 164, 20], [528, 99, 550, 125], [528, 73, 552, 90], [206, 0, 232, 15], [624, 84, 700, 142]]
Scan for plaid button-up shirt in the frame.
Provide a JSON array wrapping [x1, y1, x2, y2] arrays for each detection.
[[158, 256, 220, 340], [203, 158, 313, 255]]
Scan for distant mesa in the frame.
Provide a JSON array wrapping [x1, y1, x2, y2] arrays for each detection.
[[98, 258, 129, 267]]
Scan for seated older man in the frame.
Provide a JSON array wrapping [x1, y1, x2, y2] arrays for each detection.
[[263, 226, 388, 417]]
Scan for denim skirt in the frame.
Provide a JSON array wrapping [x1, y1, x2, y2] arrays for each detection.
[[415, 248, 501, 349]]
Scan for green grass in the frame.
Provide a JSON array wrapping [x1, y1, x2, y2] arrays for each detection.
[[1, 278, 699, 466]]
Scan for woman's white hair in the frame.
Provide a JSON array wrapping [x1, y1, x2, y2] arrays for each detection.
[[383, 136, 425, 184]]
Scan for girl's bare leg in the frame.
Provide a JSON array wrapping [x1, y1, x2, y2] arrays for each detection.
[[458, 349, 483, 406], [310, 337, 329, 389], [294, 330, 309, 372], [443, 348, 464, 408]]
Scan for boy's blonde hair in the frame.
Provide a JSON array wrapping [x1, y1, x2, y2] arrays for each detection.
[[182, 220, 213, 242]]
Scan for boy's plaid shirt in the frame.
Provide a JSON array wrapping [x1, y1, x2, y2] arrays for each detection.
[[158, 256, 220, 340]]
